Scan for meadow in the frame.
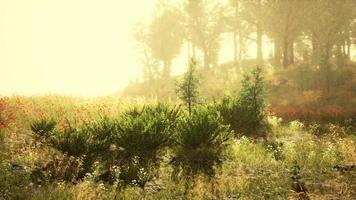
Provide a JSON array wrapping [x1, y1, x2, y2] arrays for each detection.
[[0, 66, 355, 200], [1, 1, 355, 199]]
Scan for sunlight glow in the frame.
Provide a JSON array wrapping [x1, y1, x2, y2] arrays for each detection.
[[0, 0, 156, 97], [0, 0, 288, 97]]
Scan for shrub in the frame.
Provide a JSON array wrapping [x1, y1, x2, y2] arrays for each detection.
[[217, 96, 266, 138], [173, 106, 233, 177], [217, 67, 267, 138], [87, 117, 119, 165], [31, 120, 94, 180], [31, 118, 57, 138], [28, 104, 181, 186], [113, 103, 181, 187], [49, 124, 91, 158], [116, 103, 180, 157]]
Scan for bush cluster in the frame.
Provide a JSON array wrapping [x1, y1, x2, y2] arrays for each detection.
[[29, 103, 238, 189], [27, 67, 269, 190], [217, 67, 267, 138]]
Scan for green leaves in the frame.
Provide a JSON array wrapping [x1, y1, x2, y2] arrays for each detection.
[[49, 124, 91, 158], [239, 67, 265, 114], [217, 67, 267, 138], [116, 103, 180, 158], [174, 106, 233, 176], [176, 58, 200, 114], [29, 104, 181, 186], [30, 118, 57, 138], [28, 103, 236, 185]]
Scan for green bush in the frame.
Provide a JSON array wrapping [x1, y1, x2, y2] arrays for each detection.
[[174, 106, 233, 177], [30, 120, 93, 181], [87, 117, 119, 165], [116, 103, 180, 158], [31, 118, 57, 138], [49, 124, 91, 158], [28, 104, 181, 186], [217, 67, 267, 138], [113, 103, 181, 187]]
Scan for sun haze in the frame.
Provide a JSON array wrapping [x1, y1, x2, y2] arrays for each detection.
[[0, 0, 156, 97]]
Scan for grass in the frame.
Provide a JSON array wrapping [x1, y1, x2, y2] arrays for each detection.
[[0, 95, 355, 199]]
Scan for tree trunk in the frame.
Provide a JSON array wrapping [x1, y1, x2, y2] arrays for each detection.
[[233, 0, 239, 65], [203, 46, 209, 70], [346, 37, 351, 60], [256, 24, 263, 65], [311, 34, 320, 65], [289, 42, 294, 65], [274, 39, 281, 66], [163, 60, 171, 79], [233, 31, 238, 64], [187, 42, 191, 61], [238, 29, 244, 68], [143, 47, 153, 81], [320, 44, 331, 93], [192, 43, 196, 59], [282, 40, 289, 68]]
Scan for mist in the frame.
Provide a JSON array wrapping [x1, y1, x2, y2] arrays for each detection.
[[0, 0, 355, 199]]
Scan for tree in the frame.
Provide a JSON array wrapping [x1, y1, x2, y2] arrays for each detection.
[[224, 0, 249, 67], [304, 0, 354, 91], [263, 0, 306, 68], [306, 0, 354, 66], [239, 67, 265, 119], [184, 0, 224, 70], [217, 67, 266, 138], [176, 58, 200, 114], [240, 0, 265, 65], [149, 7, 184, 79], [133, 23, 160, 82]]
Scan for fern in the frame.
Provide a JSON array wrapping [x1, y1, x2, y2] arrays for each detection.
[[174, 106, 232, 177], [30, 118, 57, 138]]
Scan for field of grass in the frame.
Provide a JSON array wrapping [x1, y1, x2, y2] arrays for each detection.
[[0, 95, 355, 200]]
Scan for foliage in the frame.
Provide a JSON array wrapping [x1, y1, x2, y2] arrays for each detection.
[[176, 58, 200, 114], [148, 6, 184, 78], [116, 103, 180, 158], [183, 0, 224, 68], [114, 103, 180, 187], [239, 67, 265, 121], [86, 117, 119, 165], [217, 67, 267, 138], [48, 124, 91, 158], [173, 106, 233, 177], [31, 118, 57, 138], [2, 96, 356, 199]]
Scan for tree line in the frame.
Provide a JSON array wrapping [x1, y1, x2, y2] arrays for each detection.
[[133, 0, 355, 81]]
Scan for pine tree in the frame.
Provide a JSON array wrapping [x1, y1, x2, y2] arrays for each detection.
[[239, 66, 265, 120], [176, 58, 200, 114]]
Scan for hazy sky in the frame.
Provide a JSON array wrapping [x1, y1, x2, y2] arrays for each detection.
[[0, 0, 158, 97], [0, 0, 278, 97]]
